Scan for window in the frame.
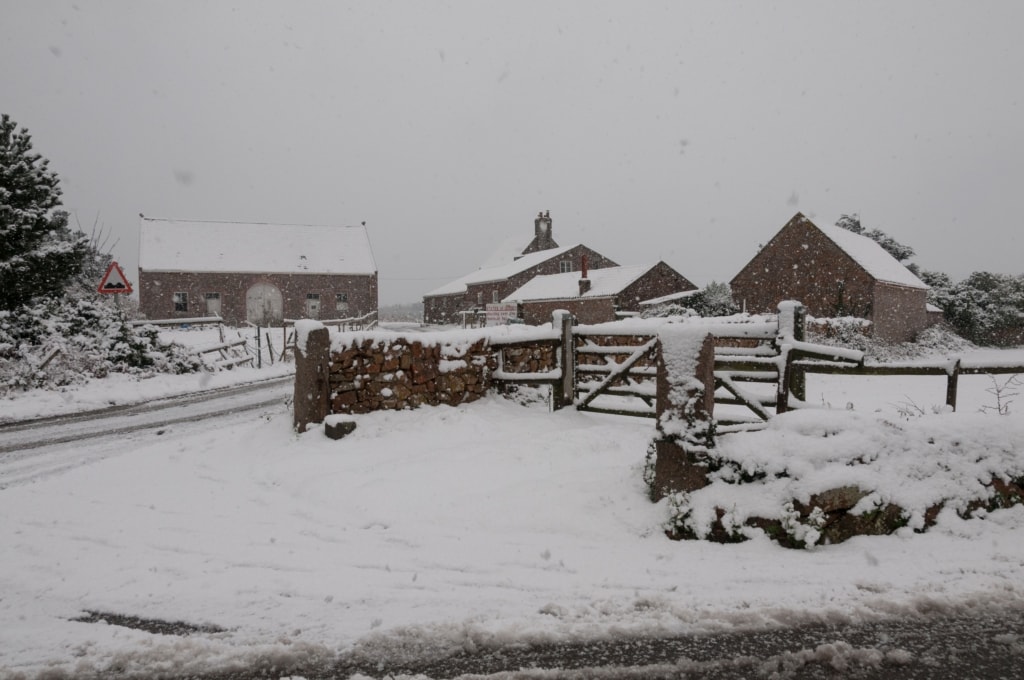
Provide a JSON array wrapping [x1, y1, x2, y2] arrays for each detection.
[[204, 292, 221, 316], [476, 291, 483, 306], [305, 293, 321, 319], [335, 292, 349, 313], [492, 290, 500, 304], [173, 292, 188, 312], [559, 260, 572, 273]]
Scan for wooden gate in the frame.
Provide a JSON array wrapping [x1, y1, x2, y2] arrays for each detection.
[[573, 330, 659, 417]]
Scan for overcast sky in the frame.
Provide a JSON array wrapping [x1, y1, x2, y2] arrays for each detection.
[[3, 1, 1022, 305]]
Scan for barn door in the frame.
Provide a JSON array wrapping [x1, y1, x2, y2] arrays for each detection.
[[246, 283, 283, 325]]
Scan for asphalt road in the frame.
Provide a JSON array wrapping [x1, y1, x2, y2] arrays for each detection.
[[165, 607, 1023, 679], [0, 375, 293, 488]]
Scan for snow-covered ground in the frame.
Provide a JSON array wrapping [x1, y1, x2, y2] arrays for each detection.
[[1, 333, 1023, 678]]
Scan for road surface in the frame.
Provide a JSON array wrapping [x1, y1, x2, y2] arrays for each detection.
[[0, 375, 293, 489]]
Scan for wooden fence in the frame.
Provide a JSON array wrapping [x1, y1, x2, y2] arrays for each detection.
[[277, 311, 378, 363], [132, 315, 254, 369]]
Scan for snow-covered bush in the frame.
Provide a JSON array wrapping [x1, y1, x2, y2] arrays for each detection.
[[941, 271, 1024, 347], [659, 409, 1024, 548], [0, 296, 200, 393], [806, 317, 975, 362], [642, 281, 738, 319]]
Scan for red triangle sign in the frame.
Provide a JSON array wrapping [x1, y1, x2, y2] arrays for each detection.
[[97, 261, 133, 294]]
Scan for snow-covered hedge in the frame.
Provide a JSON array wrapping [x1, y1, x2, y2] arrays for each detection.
[[0, 296, 201, 393], [659, 409, 1024, 548]]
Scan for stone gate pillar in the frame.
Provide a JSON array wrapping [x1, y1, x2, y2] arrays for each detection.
[[293, 322, 331, 432], [648, 329, 716, 501]]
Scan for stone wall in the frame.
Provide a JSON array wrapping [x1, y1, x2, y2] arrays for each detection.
[[293, 321, 563, 430], [328, 337, 493, 414]]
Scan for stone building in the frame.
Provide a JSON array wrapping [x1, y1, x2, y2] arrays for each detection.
[[730, 213, 931, 342], [503, 261, 698, 325], [138, 217, 378, 325], [422, 211, 618, 325]]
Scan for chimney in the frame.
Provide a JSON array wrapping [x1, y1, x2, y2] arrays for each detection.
[[578, 253, 591, 295], [534, 210, 553, 243]]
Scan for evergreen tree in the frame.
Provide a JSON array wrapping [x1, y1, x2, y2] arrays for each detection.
[[0, 114, 89, 310], [916, 269, 954, 309], [943, 271, 1024, 346], [688, 280, 740, 317], [835, 213, 915, 263], [835, 213, 864, 234]]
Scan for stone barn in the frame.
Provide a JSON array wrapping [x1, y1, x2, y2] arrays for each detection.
[[503, 261, 698, 325], [138, 217, 378, 326], [730, 213, 931, 342], [422, 211, 618, 325]]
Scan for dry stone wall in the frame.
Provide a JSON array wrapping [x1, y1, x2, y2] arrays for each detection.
[[328, 337, 493, 413], [293, 320, 563, 430]]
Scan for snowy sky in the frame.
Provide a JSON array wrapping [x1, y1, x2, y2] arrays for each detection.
[[2, 1, 1022, 305]]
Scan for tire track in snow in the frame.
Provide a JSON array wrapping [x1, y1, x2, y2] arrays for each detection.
[[0, 379, 292, 489]]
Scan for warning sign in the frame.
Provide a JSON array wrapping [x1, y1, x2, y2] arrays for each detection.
[[97, 261, 133, 294]]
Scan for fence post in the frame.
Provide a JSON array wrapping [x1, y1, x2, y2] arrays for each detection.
[[790, 303, 806, 403], [256, 326, 262, 369], [946, 359, 960, 411], [776, 301, 806, 413], [552, 310, 574, 411]]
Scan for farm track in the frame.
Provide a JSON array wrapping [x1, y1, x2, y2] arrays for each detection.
[[0, 374, 294, 488]]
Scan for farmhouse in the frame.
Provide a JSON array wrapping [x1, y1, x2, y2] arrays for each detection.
[[730, 213, 931, 342], [138, 217, 378, 326], [422, 211, 618, 325], [503, 261, 698, 325]]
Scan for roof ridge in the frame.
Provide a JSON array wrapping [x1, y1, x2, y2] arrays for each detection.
[[140, 216, 366, 229]]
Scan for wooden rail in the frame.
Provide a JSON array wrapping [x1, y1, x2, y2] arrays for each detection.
[[131, 316, 224, 327], [793, 358, 1024, 411]]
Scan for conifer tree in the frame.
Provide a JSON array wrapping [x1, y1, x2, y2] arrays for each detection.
[[0, 114, 89, 310], [835, 213, 915, 263]]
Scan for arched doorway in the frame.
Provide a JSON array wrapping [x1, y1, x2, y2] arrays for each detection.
[[246, 283, 284, 325]]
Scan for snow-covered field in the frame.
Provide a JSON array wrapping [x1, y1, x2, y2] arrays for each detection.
[[1, 334, 1023, 679]]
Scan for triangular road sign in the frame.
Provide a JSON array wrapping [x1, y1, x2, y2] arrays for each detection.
[[97, 261, 133, 294]]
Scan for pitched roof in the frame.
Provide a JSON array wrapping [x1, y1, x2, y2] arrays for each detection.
[[639, 289, 702, 306], [816, 221, 927, 289], [425, 244, 579, 296], [502, 263, 660, 302], [138, 218, 377, 275], [477, 235, 534, 269]]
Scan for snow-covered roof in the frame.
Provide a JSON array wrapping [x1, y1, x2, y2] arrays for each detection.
[[476, 235, 533, 270], [639, 289, 702, 306], [138, 218, 377, 275], [502, 263, 657, 302], [818, 223, 926, 289], [426, 244, 579, 297]]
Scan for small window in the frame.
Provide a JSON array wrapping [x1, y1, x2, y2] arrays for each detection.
[[336, 292, 349, 313], [492, 290, 499, 304], [173, 292, 188, 312], [476, 291, 483, 306], [559, 260, 572, 273]]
